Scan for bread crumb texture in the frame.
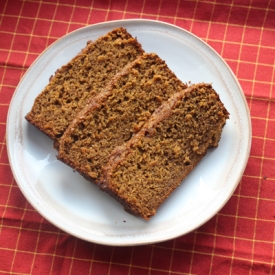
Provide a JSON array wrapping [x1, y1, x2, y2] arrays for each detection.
[[102, 83, 229, 220], [58, 53, 188, 182], [25, 27, 144, 141]]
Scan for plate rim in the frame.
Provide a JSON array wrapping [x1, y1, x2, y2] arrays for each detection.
[[6, 19, 252, 246]]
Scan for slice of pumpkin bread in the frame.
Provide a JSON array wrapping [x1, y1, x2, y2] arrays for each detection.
[[58, 53, 188, 183], [100, 83, 229, 220], [25, 27, 144, 141]]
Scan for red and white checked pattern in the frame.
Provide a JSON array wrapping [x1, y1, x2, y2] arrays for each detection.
[[0, 0, 275, 274]]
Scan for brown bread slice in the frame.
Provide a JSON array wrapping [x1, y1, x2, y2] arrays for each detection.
[[100, 83, 230, 220], [58, 53, 188, 183], [25, 27, 144, 142]]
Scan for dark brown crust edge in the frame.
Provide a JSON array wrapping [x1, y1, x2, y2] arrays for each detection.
[[25, 27, 144, 142]]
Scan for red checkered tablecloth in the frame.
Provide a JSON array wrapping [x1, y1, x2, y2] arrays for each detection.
[[1, 0, 274, 274]]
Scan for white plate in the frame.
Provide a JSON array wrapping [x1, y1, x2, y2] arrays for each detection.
[[6, 19, 251, 246]]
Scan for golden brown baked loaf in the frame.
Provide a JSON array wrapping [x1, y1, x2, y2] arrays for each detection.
[[25, 27, 144, 142], [100, 83, 229, 220], [58, 53, 188, 183]]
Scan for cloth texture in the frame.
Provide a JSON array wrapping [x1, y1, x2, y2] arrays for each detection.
[[0, 0, 274, 274]]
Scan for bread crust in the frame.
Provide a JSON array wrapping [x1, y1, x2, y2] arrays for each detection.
[[25, 27, 144, 141]]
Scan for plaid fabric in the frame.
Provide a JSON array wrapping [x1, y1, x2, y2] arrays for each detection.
[[0, 0, 274, 274]]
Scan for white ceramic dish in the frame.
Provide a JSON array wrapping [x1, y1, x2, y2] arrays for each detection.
[[6, 19, 251, 246]]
